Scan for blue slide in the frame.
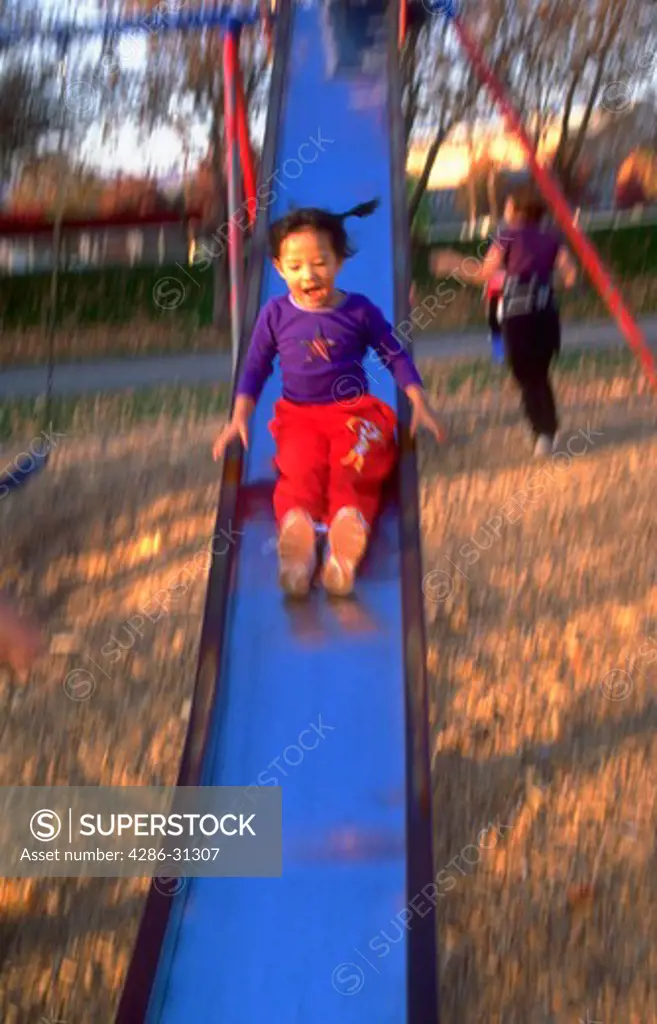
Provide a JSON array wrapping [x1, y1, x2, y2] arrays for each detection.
[[116, 1, 437, 1021]]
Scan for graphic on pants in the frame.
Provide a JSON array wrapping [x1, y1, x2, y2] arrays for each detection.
[[303, 329, 335, 363], [340, 416, 384, 472]]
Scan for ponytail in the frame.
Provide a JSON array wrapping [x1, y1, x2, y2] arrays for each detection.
[[337, 198, 380, 221], [269, 197, 380, 260]]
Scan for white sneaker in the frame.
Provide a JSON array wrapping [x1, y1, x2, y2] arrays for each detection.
[[533, 434, 555, 457], [278, 509, 317, 597], [321, 507, 369, 598]]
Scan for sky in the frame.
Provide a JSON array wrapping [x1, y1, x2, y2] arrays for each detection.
[[34, 0, 257, 181]]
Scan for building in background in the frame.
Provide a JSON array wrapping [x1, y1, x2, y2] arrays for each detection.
[[411, 101, 657, 224]]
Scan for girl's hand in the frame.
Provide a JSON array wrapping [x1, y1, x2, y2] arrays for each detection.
[[410, 402, 447, 444], [212, 396, 254, 461], [212, 415, 249, 461], [405, 387, 446, 444]]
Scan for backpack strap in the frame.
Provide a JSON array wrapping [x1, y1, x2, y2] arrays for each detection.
[[500, 227, 514, 270]]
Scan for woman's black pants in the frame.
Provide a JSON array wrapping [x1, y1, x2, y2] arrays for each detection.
[[503, 308, 561, 438]]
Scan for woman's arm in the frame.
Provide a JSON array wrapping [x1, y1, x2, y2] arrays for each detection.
[[430, 241, 505, 286], [555, 246, 577, 288]]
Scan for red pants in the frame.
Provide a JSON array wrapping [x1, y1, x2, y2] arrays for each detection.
[[269, 395, 398, 527]]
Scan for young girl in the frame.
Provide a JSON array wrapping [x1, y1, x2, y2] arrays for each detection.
[[431, 185, 577, 456], [212, 199, 444, 598]]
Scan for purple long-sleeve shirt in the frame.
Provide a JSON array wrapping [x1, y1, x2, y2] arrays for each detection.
[[496, 226, 563, 283], [236, 292, 423, 405]]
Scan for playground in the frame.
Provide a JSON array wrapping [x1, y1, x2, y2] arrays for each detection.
[[0, 347, 655, 1022], [0, 0, 656, 1022]]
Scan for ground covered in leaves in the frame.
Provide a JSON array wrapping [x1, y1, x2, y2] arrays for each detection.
[[0, 349, 654, 1022], [419, 350, 656, 1024]]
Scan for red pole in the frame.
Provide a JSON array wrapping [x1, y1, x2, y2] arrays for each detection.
[[399, 0, 407, 48], [223, 27, 244, 368], [451, 14, 657, 388], [235, 64, 257, 228]]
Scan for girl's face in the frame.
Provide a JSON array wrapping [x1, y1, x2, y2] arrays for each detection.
[[274, 229, 341, 309]]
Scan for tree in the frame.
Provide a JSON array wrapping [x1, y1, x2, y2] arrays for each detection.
[[615, 173, 647, 208], [9, 0, 271, 322], [405, 15, 487, 226], [405, 0, 546, 227], [617, 148, 657, 203], [0, 0, 118, 207], [0, 43, 62, 187], [455, 153, 507, 222], [487, 0, 655, 198], [111, 0, 270, 327], [543, 142, 595, 205], [406, 0, 656, 226], [7, 154, 106, 216], [405, 175, 433, 240]]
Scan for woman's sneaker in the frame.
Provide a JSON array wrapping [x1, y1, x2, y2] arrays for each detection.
[[278, 509, 317, 597], [321, 507, 369, 598]]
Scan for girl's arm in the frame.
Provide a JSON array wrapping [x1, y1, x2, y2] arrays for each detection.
[[235, 304, 278, 404], [367, 301, 423, 390], [367, 302, 445, 442], [212, 305, 276, 459]]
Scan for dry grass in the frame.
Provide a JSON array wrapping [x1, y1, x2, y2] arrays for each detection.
[[0, 382, 230, 444], [419, 353, 657, 1024], [0, 413, 224, 1024], [0, 351, 654, 1022]]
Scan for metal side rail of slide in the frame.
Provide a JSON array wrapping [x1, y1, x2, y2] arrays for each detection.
[[116, 0, 437, 1021]]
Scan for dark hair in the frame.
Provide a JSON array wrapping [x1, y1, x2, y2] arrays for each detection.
[[507, 184, 547, 225], [268, 198, 380, 260]]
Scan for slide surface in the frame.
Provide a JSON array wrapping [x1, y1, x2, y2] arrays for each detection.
[[141, 1, 431, 1020]]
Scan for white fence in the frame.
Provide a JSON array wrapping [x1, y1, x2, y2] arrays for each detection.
[[0, 223, 191, 274]]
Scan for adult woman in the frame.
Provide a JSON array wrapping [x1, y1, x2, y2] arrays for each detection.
[[431, 185, 578, 456]]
